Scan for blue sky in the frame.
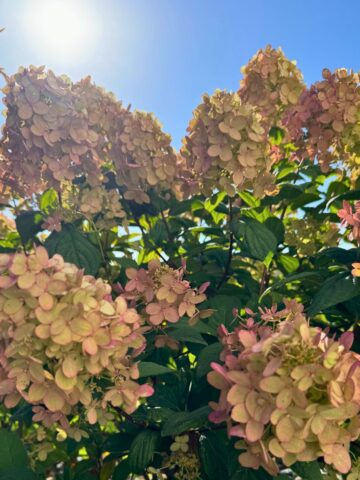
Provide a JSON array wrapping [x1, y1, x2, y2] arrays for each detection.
[[0, 0, 359, 148]]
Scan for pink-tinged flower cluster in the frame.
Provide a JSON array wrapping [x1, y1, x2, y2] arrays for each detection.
[[207, 301, 360, 475], [0, 247, 153, 430], [284, 67, 360, 175], [338, 200, 360, 243], [124, 259, 207, 326], [180, 90, 279, 199], [0, 66, 181, 207], [239, 45, 305, 121]]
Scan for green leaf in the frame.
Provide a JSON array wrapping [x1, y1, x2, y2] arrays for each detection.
[[102, 433, 133, 454], [196, 343, 222, 378], [112, 461, 131, 480], [308, 273, 360, 315], [317, 247, 360, 264], [259, 272, 321, 303], [39, 188, 59, 214], [200, 431, 229, 480], [278, 254, 299, 273], [0, 430, 28, 469], [0, 468, 36, 480], [161, 406, 210, 436], [243, 218, 278, 261], [269, 126, 285, 145], [291, 461, 323, 480], [138, 362, 175, 377], [45, 223, 102, 275], [128, 430, 160, 474], [149, 221, 167, 244], [264, 217, 285, 244], [168, 325, 207, 345], [239, 192, 260, 208], [15, 211, 43, 244]]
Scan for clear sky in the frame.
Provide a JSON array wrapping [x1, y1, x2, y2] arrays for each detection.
[[0, 0, 359, 148]]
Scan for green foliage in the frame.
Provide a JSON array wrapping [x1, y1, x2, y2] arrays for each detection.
[[45, 223, 102, 275]]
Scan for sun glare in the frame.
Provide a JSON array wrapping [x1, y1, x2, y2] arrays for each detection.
[[22, 0, 100, 63]]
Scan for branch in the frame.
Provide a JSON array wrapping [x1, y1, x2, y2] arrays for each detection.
[[118, 190, 175, 267], [217, 199, 234, 290]]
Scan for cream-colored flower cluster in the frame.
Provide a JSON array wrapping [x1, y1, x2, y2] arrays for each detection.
[[108, 110, 182, 204], [0, 65, 180, 229], [239, 45, 305, 121], [0, 247, 153, 430], [285, 67, 360, 177], [124, 259, 207, 326], [181, 90, 279, 198], [208, 300, 360, 475]]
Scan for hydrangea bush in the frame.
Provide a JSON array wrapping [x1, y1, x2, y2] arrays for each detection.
[[0, 46, 360, 479]]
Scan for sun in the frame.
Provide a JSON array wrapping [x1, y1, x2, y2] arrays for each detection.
[[22, 0, 100, 63]]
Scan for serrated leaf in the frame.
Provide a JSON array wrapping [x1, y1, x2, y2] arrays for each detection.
[[112, 461, 131, 480], [168, 325, 207, 345], [196, 343, 222, 378], [15, 211, 43, 244], [44, 223, 102, 275], [308, 273, 360, 315], [291, 461, 322, 480], [0, 430, 28, 469], [0, 468, 36, 480], [161, 406, 210, 436], [138, 362, 175, 377], [259, 272, 321, 303], [128, 430, 160, 473], [242, 218, 278, 261], [200, 431, 229, 480], [39, 188, 59, 214], [264, 217, 285, 243], [278, 254, 299, 273]]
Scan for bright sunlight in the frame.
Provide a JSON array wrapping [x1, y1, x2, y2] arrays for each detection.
[[22, 0, 100, 62]]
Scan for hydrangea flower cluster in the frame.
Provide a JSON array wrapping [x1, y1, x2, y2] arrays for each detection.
[[338, 200, 360, 243], [124, 259, 207, 326], [0, 66, 180, 219], [107, 110, 181, 204], [180, 90, 279, 198], [0, 247, 153, 430], [285, 67, 360, 175], [207, 300, 360, 475], [239, 45, 305, 121], [0, 66, 112, 195]]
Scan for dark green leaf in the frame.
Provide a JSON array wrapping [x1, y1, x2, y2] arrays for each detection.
[[291, 461, 323, 480], [264, 217, 285, 243], [308, 273, 360, 315], [0, 430, 28, 469], [113, 460, 131, 480], [196, 343, 222, 378], [15, 211, 43, 244], [200, 431, 229, 480], [243, 218, 278, 261], [128, 430, 160, 473], [0, 468, 36, 480], [45, 224, 102, 275], [259, 272, 322, 303], [138, 362, 175, 377], [161, 406, 210, 436], [169, 325, 207, 345]]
